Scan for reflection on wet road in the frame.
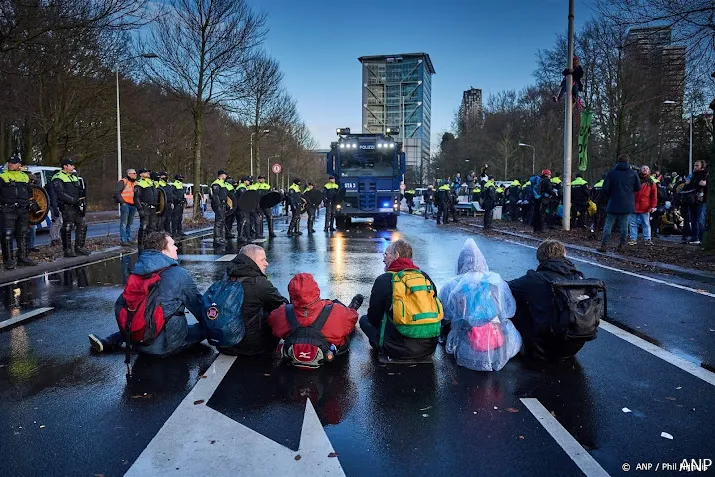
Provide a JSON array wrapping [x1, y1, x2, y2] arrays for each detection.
[[1, 214, 714, 476]]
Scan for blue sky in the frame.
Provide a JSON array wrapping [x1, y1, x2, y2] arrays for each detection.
[[252, 0, 593, 149]]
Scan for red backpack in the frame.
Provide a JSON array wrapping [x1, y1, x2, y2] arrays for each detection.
[[116, 266, 173, 364]]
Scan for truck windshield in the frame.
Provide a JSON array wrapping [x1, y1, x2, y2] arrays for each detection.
[[339, 149, 394, 177]]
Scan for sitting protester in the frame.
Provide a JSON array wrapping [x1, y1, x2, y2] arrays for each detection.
[[88, 232, 206, 356], [216, 244, 287, 355], [508, 240, 605, 360], [439, 239, 521, 371], [360, 239, 443, 362], [268, 273, 363, 368]]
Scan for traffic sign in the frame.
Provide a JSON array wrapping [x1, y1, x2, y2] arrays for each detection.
[[271, 163, 282, 174]]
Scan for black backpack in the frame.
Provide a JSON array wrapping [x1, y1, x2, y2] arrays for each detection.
[[539, 273, 607, 342], [279, 304, 335, 369]]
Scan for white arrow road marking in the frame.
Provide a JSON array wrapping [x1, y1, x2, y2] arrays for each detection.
[[215, 254, 237, 262], [126, 354, 344, 477], [0, 307, 54, 330]]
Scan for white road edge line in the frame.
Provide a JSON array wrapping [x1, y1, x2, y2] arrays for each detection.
[[599, 320, 715, 386], [503, 239, 715, 298], [521, 398, 611, 477], [216, 254, 237, 262], [0, 307, 54, 330]]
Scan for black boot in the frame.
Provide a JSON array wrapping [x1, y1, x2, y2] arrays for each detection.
[[75, 225, 91, 256], [16, 240, 37, 266], [62, 230, 77, 257], [137, 229, 145, 252], [2, 235, 16, 270]]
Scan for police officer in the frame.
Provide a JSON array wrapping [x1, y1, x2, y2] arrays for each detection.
[[404, 187, 415, 214], [235, 177, 249, 242], [52, 158, 90, 257], [0, 154, 38, 269], [133, 168, 159, 251], [548, 171, 563, 228], [170, 174, 186, 237], [507, 179, 521, 221], [287, 178, 303, 236], [211, 169, 228, 246], [304, 182, 317, 233], [246, 177, 262, 238], [482, 177, 496, 230], [224, 177, 237, 239], [323, 175, 339, 232], [255, 175, 274, 239], [571, 173, 589, 228], [436, 183, 451, 225], [155, 171, 171, 232]]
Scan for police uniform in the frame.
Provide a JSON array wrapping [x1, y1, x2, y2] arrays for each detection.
[[570, 176, 589, 228], [52, 159, 89, 257], [170, 175, 186, 237], [0, 156, 37, 269], [133, 170, 159, 251], [304, 184, 317, 233], [235, 179, 249, 241], [507, 180, 521, 221], [246, 180, 262, 238], [436, 184, 451, 225], [224, 179, 237, 239], [482, 180, 496, 229], [287, 180, 303, 236], [548, 175, 563, 227], [404, 189, 415, 214], [156, 173, 170, 232], [323, 177, 339, 231], [256, 177, 273, 238], [211, 171, 228, 246]]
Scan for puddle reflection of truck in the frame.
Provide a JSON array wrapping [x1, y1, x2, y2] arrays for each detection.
[[327, 128, 406, 229]]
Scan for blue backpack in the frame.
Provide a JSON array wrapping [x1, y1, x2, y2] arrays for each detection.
[[202, 275, 247, 347], [530, 176, 542, 200]]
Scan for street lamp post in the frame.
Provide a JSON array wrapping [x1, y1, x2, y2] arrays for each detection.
[[518, 143, 535, 175], [116, 52, 157, 215], [250, 129, 270, 178], [265, 155, 279, 186]]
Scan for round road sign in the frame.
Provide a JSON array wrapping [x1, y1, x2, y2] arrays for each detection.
[[271, 163, 282, 174]]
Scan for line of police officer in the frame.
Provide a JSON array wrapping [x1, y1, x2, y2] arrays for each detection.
[[210, 171, 341, 244], [134, 169, 186, 251]]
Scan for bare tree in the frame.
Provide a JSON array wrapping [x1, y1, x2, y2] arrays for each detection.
[[234, 52, 283, 175], [1, 0, 149, 56], [142, 0, 266, 218]]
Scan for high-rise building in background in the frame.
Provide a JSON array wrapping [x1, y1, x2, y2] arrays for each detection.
[[459, 87, 483, 134], [359, 53, 435, 183], [625, 26, 686, 119]]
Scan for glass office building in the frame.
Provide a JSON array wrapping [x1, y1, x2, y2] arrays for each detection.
[[358, 53, 435, 184]]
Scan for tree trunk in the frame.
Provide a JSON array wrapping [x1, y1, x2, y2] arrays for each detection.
[[192, 108, 204, 220], [47, 129, 59, 165], [22, 119, 32, 163]]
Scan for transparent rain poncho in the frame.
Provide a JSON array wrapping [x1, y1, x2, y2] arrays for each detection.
[[439, 239, 522, 371]]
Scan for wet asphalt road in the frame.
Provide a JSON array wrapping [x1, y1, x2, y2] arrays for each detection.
[[1, 213, 714, 476]]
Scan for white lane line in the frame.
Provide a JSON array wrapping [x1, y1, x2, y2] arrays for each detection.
[[503, 239, 715, 299], [599, 321, 715, 387], [215, 254, 237, 262], [521, 398, 610, 477], [0, 307, 54, 330], [127, 354, 344, 476]]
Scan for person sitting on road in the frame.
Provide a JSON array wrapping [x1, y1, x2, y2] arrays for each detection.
[[508, 240, 595, 360], [88, 231, 206, 356], [268, 273, 363, 367], [217, 244, 288, 356], [360, 239, 442, 362], [439, 238, 521, 371]]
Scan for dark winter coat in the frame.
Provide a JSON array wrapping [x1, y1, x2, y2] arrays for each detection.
[[366, 258, 439, 360], [116, 250, 205, 356], [268, 273, 358, 348], [508, 257, 585, 359], [602, 162, 641, 214], [219, 254, 288, 355]]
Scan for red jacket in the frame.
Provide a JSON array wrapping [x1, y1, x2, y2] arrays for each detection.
[[633, 177, 657, 213], [268, 273, 358, 347]]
